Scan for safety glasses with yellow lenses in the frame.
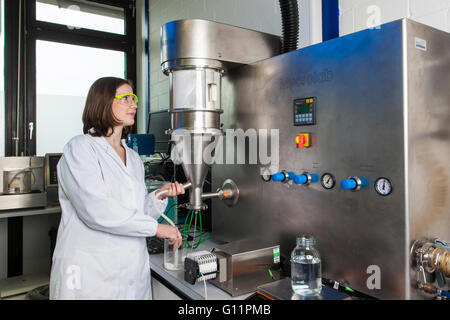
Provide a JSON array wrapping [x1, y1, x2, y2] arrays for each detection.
[[115, 93, 138, 105]]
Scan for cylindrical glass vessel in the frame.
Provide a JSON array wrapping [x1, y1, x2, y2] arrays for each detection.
[[291, 235, 322, 297]]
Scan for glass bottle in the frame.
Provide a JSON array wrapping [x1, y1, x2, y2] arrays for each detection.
[[291, 235, 322, 297]]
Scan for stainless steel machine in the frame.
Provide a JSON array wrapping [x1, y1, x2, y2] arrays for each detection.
[[0, 157, 47, 211], [160, 19, 281, 212], [184, 238, 280, 297], [212, 19, 449, 300], [161, 18, 450, 299]]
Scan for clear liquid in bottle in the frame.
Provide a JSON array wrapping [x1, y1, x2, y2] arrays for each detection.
[[291, 235, 322, 297], [291, 255, 322, 296]]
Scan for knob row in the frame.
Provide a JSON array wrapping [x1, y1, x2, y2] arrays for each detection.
[[271, 171, 366, 190]]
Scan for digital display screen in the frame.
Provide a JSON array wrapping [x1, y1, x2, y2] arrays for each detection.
[[49, 156, 59, 185], [46, 154, 62, 186], [294, 97, 316, 126], [297, 104, 311, 114]]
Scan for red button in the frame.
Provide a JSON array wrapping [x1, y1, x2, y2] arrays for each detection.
[[297, 135, 306, 149]]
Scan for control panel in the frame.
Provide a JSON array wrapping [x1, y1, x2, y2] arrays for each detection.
[[263, 170, 393, 196], [294, 97, 316, 126]]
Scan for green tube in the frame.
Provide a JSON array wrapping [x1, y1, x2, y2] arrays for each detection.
[[186, 211, 195, 248], [198, 232, 211, 245], [183, 210, 193, 248], [196, 211, 203, 249]]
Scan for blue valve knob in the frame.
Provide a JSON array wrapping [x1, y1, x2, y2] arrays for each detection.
[[272, 172, 287, 182], [293, 174, 308, 185], [340, 179, 357, 190]]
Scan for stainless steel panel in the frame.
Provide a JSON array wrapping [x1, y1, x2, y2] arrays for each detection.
[[0, 157, 45, 193], [405, 20, 450, 299], [211, 19, 450, 299], [210, 238, 280, 296], [171, 110, 221, 132], [0, 193, 47, 211], [0, 157, 46, 211]]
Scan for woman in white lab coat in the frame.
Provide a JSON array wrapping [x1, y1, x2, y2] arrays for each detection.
[[49, 77, 184, 300]]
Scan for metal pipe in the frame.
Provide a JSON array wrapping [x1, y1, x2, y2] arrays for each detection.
[[182, 182, 192, 190], [201, 191, 222, 200], [154, 181, 192, 199], [14, 0, 22, 156]]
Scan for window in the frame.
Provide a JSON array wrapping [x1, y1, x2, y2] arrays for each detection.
[[36, 41, 125, 155], [4, 0, 136, 157], [36, 0, 125, 35]]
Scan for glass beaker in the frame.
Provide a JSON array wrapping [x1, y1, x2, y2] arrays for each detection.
[[291, 235, 322, 297], [164, 238, 186, 271]]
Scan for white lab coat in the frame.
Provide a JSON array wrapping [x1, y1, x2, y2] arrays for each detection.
[[49, 134, 167, 300]]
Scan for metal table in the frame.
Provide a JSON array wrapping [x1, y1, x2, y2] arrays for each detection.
[[0, 206, 61, 219], [149, 239, 253, 300]]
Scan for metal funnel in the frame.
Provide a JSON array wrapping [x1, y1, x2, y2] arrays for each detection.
[[172, 132, 219, 211]]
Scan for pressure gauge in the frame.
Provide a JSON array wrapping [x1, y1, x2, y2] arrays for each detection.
[[320, 173, 336, 190], [375, 177, 392, 196], [260, 167, 272, 182]]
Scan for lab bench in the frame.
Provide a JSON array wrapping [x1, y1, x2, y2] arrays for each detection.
[[0, 206, 61, 295], [149, 238, 253, 300], [0, 206, 61, 219], [149, 238, 355, 301]]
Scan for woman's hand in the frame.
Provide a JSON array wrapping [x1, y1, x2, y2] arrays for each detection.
[[155, 224, 182, 252], [156, 182, 185, 200]]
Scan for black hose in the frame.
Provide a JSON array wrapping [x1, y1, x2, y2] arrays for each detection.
[[279, 0, 299, 53]]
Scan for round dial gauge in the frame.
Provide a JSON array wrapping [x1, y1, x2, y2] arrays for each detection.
[[375, 177, 392, 196], [260, 167, 272, 182], [320, 173, 336, 190]]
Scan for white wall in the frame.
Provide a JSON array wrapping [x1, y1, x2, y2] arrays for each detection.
[[339, 0, 450, 36], [148, 0, 321, 113]]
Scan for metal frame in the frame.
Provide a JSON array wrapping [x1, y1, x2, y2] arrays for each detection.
[[322, 0, 339, 41]]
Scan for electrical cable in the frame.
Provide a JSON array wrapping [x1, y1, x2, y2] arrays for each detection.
[[199, 271, 208, 300], [198, 211, 203, 246], [183, 210, 210, 250], [191, 212, 198, 253], [183, 210, 193, 248]]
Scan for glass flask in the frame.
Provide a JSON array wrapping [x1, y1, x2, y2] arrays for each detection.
[[291, 235, 322, 297]]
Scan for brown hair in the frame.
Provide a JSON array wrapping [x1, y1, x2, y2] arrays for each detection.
[[82, 77, 134, 139]]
